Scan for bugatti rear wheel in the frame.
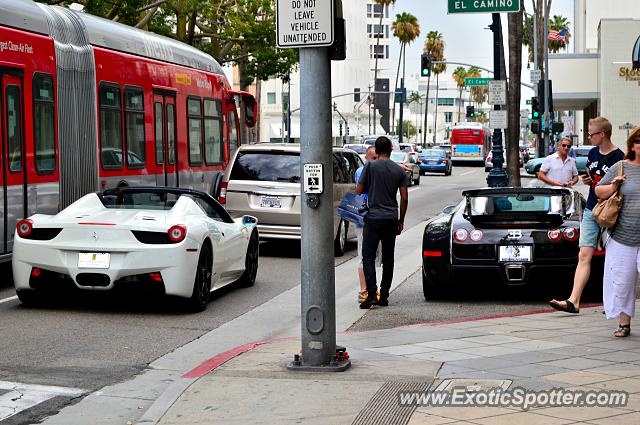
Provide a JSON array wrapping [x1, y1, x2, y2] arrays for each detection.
[[422, 270, 445, 300]]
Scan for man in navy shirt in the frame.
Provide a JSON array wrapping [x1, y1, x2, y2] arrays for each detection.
[[550, 117, 624, 314]]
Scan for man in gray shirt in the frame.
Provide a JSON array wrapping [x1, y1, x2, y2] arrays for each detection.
[[357, 136, 409, 309]]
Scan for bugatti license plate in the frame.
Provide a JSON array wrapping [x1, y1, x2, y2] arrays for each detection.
[[78, 252, 110, 269], [499, 245, 531, 262]]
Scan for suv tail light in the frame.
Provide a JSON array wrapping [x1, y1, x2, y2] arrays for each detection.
[[547, 229, 562, 242], [563, 227, 579, 241], [168, 225, 187, 242], [17, 219, 33, 237], [453, 228, 468, 242], [218, 182, 228, 205]]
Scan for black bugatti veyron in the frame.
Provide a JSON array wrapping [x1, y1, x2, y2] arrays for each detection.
[[421, 187, 604, 299]]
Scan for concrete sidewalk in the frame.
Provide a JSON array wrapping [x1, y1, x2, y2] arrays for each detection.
[[152, 304, 640, 425]]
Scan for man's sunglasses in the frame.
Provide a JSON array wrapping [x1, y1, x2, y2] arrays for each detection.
[[588, 131, 604, 137], [560, 144, 571, 148]]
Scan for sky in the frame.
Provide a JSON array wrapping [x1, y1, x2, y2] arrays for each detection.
[[386, 0, 575, 98]]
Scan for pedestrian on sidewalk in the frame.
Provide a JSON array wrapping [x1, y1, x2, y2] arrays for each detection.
[[355, 146, 379, 304], [550, 117, 624, 314], [357, 136, 408, 309], [537, 136, 579, 188], [595, 127, 640, 337]]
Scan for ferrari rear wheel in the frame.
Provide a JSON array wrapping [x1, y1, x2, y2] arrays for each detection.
[[189, 244, 212, 312], [16, 289, 41, 306], [238, 230, 259, 288]]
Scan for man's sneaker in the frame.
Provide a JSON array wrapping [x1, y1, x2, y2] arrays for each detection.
[[360, 297, 377, 309], [358, 290, 368, 303]]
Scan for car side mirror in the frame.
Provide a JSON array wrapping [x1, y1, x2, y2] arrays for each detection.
[[442, 204, 456, 214], [242, 215, 258, 227]]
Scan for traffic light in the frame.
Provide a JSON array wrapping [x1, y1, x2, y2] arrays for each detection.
[[531, 121, 540, 134], [339, 122, 343, 136], [531, 97, 540, 120], [552, 121, 564, 136], [421, 53, 432, 78], [465, 105, 475, 118]]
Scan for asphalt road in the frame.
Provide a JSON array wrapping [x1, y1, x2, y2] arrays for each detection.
[[0, 163, 507, 423]]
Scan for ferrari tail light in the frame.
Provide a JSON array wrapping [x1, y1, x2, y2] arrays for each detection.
[[218, 181, 228, 205], [17, 219, 33, 237], [453, 228, 468, 242], [547, 229, 562, 242], [168, 225, 187, 242], [31, 267, 42, 278], [149, 272, 163, 283], [563, 227, 579, 241], [469, 229, 483, 241]]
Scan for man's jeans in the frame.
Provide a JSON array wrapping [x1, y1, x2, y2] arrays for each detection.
[[362, 218, 398, 299]]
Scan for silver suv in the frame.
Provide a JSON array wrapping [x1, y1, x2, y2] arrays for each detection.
[[219, 144, 364, 256]]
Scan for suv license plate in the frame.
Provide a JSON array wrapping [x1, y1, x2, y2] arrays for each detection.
[[499, 245, 531, 262], [260, 196, 282, 208], [78, 252, 110, 269]]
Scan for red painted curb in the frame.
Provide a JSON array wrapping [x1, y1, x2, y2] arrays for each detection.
[[183, 304, 603, 378]]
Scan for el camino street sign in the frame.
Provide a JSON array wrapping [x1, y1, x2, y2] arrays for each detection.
[[448, 0, 521, 14]]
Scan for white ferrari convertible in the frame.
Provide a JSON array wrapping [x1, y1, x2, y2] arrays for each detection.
[[12, 187, 259, 312]]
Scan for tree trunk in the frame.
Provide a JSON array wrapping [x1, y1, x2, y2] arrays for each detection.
[[255, 79, 262, 143], [391, 43, 404, 135], [433, 74, 440, 144], [507, 8, 524, 186], [458, 87, 463, 123]]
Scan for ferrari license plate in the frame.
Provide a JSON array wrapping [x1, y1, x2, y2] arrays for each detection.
[[78, 252, 110, 269], [499, 245, 531, 262], [260, 196, 282, 208]]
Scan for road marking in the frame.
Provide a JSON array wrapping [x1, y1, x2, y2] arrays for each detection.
[[459, 170, 476, 176], [0, 296, 17, 305], [0, 381, 85, 421], [408, 186, 421, 193]]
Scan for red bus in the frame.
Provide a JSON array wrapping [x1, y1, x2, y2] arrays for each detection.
[[450, 122, 491, 163], [0, 0, 256, 261]]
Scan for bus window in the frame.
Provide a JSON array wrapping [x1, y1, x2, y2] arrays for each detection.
[[187, 97, 202, 165], [167, 104, 175, 165], [33, 74, 56, 174], [99, 83, 123, 169], [228, 109, 239, 157], [6, 85, 22, 173], [124, 87, 145, 168], [204, 99, 223, 165], [154, 102, 163, 164]]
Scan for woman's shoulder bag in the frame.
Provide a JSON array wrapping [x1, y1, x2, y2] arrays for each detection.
[[592, 161, 624, 228]]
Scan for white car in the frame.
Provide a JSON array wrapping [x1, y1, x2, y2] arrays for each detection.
[[12, 187, 259, 312]]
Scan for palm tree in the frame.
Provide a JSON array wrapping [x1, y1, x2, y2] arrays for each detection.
[[431, 55, 447, 144], [371, 0, 396, 134], [507, 6, 524, 187], [407, 91, 423, 143], [466, 66, 484, 115], [422, 31, 445, 145], [452, 66, 468, 123], [391, 12, 420, 141]]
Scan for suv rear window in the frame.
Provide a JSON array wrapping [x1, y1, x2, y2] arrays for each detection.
[[230, 151, 301, 182]]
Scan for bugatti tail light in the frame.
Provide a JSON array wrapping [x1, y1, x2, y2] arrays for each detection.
[[563, 227, 579, 242], [547, 229, 562, 242], [453, 228, 468, 242], [168, 225, 187, 242], [17, 219, 33, 237], [469, 229, 483, 241]]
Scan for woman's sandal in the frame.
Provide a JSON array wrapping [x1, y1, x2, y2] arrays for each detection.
[[614, 324, 631, 338], [549, 299, 579, 314]]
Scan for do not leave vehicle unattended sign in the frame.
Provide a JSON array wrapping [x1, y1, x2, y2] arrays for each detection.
[[277, 0, 334, 48]]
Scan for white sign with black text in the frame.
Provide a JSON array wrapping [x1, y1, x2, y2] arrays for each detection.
[[490, 110, 508, 129], [303, 163, 324, 194], [276, 0, 334, 48], [488, 80, 506, 105]]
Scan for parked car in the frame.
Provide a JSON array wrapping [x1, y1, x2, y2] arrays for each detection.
[[417, 149, 452, 176], [524, 146, 591, 176], [421, 187, 604, 299], [399, 143, 419, 157], [343, 143, 370, 162], [435, 144, 451, 157], [12, 187, 259, 312], [220, 143, 362, 256], [390, 151, 420, 186]]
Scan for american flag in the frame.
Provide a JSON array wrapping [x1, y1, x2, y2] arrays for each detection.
[[548, 28, 569, 41]]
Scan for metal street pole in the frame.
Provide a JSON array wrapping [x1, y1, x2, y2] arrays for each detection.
[[486, 12, 509, 187], [543, 0, 550, 155], [289, 47, 347, 371], [398, 78, 405, 143]]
